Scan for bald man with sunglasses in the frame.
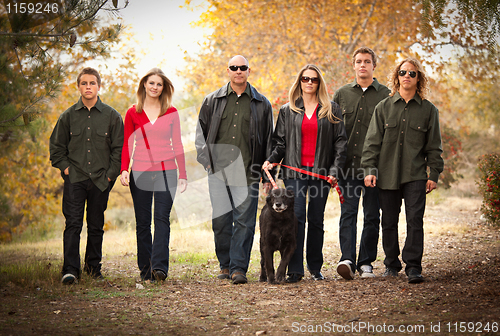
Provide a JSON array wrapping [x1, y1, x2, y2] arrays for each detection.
[[195, 55, 274, 284], [362, 58, 444, 284]]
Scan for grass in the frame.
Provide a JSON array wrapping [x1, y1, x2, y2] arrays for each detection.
[[0, 183, 484, 290]]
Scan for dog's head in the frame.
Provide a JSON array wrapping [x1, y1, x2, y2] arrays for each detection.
[[266, 188, 294, 213]]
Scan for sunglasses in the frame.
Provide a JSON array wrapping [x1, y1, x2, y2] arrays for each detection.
[[301, 76, 320, 84], [229, 65, 249, 71], [398, 70, 417, 78]]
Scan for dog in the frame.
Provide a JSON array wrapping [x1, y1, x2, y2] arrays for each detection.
[[259, 188, 298, 284]]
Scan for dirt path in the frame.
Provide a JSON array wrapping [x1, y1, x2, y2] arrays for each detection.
[[1, 196, 499, 335]]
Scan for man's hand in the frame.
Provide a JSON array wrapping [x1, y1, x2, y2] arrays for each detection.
[[262, 161, 273, 171], [426, 180, 437, 194], [64, 167, 69, 175], [364, 175, 377, 188]]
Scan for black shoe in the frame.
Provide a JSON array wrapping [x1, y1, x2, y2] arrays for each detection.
[[231, 272, 248, 284], [285, 273, 303, 283], [382, 267, 399, 277], [217, 269, 230, 280], [153, 269, 167, 281], [407, 268, 424, 284], [311, 271, 325, 280]]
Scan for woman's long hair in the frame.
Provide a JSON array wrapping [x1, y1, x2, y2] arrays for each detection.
[[289, 64, 340, 123], [389, 58, 429, 100], [136, 68, 174, 116]]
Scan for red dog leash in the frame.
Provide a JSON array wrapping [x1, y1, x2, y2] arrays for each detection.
[[263, 163, 344, 204]]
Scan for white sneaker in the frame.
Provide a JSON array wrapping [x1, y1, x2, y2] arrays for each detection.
[[61, 273, 77, 285], [337, 260, 355, 280], [359, 265, 376, 278]]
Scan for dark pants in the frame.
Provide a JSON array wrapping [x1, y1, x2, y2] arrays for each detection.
[[130, 170, 177, 280], [338, 177, 380, 272], [62, 176, 110, 278], [378, 180, 426, 274], [209, 175, 259, 276], [284, 168, 331, 275]]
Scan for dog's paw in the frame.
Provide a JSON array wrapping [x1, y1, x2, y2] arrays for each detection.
[[258, 276, 267, 282]]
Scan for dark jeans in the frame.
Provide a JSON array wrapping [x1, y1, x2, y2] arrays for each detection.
[[338, 177, 380, 272], [378, 180, 426, 274], [208, 175, 259, 276], [284, 168, 331, 275], [62, 176, 110, 278], [130, 170, 177, 280]]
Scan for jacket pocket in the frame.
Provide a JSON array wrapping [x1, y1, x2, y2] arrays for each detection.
[[68, 128, 82, 151], [407, 119, 428, 145], [382, 119, 398, 143], [95, 128, 110, 150]]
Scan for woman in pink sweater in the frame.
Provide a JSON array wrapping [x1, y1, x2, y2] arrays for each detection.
[[120, 68, 187, 281]]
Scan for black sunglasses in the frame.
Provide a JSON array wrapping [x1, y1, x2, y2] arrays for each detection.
[[229, 65, 249, 71], [301, 76, 320, 84], [398, 70, 417, 78]]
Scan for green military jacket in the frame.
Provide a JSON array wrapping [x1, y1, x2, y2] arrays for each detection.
[[333, 78, 390, 178], [361, 92, 444, 190], [49, 97, 124, 192]]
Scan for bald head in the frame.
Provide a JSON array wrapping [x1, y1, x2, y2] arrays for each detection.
[[228, 55, 249, 67]]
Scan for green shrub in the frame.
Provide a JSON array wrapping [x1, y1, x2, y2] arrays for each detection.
[[477, 153, 500, 225]]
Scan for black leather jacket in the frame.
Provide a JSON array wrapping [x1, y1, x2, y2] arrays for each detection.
[[267, 98, 347, 180], [195, 82, 274, 181]]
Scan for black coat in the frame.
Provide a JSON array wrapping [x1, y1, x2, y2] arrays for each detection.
[[267, 98, 347, 180], [195, 82, 274, 181]]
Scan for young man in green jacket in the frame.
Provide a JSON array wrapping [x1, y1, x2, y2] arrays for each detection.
[[362, 58, 444, 284], [333, 47, 390, 280], [50, 67, 124, 284]]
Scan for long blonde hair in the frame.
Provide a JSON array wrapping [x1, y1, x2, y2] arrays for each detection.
[[136, 68, 174, 116], [389, 58, 429, 100], [289, 64, 340, 123]]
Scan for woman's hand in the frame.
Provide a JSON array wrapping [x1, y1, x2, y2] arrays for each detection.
[[327, 175, 337, 185], [120, 170, 130, 186], [178, 179, 188, 193]]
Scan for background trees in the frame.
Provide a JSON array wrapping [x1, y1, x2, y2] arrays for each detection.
[[0, 0, 130, 241]]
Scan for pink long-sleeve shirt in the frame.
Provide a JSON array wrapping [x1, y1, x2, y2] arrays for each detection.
[[121, 105, 187, 179]]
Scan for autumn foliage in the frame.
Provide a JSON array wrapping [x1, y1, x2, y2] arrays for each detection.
[[477, 153, 500, 226]]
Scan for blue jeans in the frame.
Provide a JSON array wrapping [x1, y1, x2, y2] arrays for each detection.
[[62, 176, 110, 278], [130, 170, 177, 280], [378, 180, 426, 274], [284, 168, 331, 275], [208, 174, 259, 276], [338, 177, 380, 272]]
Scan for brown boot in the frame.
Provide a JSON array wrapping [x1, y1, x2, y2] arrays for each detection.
[[217, 269, 230, 280]]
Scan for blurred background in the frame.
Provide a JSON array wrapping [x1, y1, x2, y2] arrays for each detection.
[[0, 0, 499, 243]]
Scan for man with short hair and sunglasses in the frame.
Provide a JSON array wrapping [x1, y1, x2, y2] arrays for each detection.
[[195, 55, 274, 284], [333, 47, 390, 280], [362, 58, 444, 283]]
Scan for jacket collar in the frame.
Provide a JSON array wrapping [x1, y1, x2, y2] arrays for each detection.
[[75, 96, 104, 112], [391, 91, 423, 105], [348, 77, 384, 91], [214, 82, 263, 102]]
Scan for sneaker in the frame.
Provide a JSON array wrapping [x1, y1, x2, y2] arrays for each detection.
[[231, 272, 248, 284], [407, 268, 424, 284], [153, 269, 167, 281], [310, 271, 325, 280], [382, 267, 399, 277], [359, 265, 376, 278], [217, 269, 230, 280], [61, 273, 77, 285], [337, 260, 355, 280]]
